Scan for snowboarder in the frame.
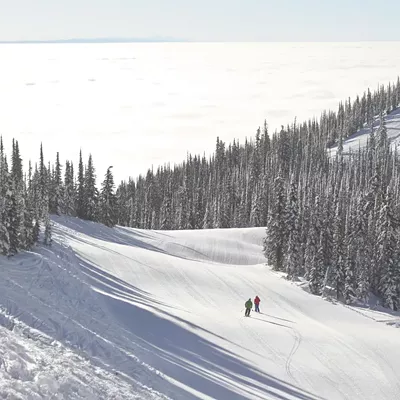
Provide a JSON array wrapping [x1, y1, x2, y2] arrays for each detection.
[[254, 295, 260, 313], [245, 298, 252, 317]]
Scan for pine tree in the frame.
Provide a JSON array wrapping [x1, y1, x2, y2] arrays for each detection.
[[353, 197, 370, 302], [76, 150, 85, 219], [249, 185, 262, 227], [343, 203, 358, 304], [128, 196, 137, 227], [377, 189, 399, 310], [178, 183, 189, 229], [24, 196, 35, 250], [344, 245, 356, 304], [11, 139, 23, 183], [6, 176, 21, 255], [0, 154, 10, 255], [39, 143, 47, 215], [285, 178, 301, 279], [366, 89, 373, 126], [43, 196, 52, 246], [50, 152, 63, 215], [32, 217, 40, 244], [160, 184, 173, 230], [0, 206, 10, 255], [305, 196, 322, 280], [0, 140, 10, 255], [309, 234, 325, 295], [332, 202, 345, 299], [63, 160, 76, 215], [263, 176, 287, 271], [100, 166, 116, 227], [9, 140, 26, 250], [84, 154, 98, 221]]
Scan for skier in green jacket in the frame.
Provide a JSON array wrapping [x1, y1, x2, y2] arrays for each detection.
[[245, 298, 253, 317]]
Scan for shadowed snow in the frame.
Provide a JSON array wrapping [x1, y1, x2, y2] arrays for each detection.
[[0, 216, 399, 399]]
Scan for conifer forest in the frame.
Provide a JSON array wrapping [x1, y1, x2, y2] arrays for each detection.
[[1, 77, 400, 310]]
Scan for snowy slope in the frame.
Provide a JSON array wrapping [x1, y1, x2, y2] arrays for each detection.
[[0, 322, 145, 400], [329, 107, 400, 157], [1, 217, 400, 400]]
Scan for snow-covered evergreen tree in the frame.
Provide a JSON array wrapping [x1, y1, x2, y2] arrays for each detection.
[[353, 197, 370, 303], [0, 139, 10, 255], [76, 150, 85, 219], [305, 196, 322, 280], [39, 143, 47, 215], [249, 185, 262, 227], [377, 189, 400, 310], [263, 176, 287, 271], [50, 152, 63, 215], [0, 205, 10, 255], [6, 176, 22, 256], [309, 234, 325, 295], [100, 166, 116, 227], [32, 217, 40, 244], [84, 154, 98, 221], [285, 178, 301, 280], [332, 202, 345, 299], [43, 196, 52, 246], [63, 160, 76, 216]]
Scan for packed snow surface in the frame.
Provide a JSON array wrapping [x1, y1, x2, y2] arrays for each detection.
[[1, 216, 400, 399]]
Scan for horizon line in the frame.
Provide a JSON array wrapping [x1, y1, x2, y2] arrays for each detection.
[[0, 37, 187, 44], [1, 38, 400, 44]]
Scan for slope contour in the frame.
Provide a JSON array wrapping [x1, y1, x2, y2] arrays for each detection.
[[1, 216, 400, 400]]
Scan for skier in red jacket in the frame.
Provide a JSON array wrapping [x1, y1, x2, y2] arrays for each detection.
[[254, 296, 260, 313]]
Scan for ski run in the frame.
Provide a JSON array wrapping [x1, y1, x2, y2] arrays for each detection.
[[0, 216, 399, 400], [329, 107, 400, 157]]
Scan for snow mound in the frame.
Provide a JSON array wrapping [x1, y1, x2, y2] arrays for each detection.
[[329, 107, 400, 157], [1, 216, 400, 400], [0, 322, 151, 400]]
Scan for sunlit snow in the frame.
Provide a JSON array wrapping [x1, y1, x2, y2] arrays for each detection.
[[1, 217, 399, 399]]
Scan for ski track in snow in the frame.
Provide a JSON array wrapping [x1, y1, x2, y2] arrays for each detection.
[[0, 215, 399, 400]]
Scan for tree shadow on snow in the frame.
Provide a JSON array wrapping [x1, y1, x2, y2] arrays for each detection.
[[249, 316, 291, 329], [77, 256, 325, 400], [78, 257, 268, 360], [52, 216, 213, 264], [347, 301, 400, 321], [329, 107, 400, 146], [4, 240, 326, 400], [323, 289, 400, 320], [259, 313, 295, 324], [52, 215, 168, 252]]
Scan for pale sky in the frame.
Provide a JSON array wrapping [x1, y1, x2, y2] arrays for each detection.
[[0, 0, 399, 42]]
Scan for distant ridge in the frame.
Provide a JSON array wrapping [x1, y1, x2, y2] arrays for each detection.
[[0, 37, 187, 44]]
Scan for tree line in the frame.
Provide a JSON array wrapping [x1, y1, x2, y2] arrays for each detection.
[[113, 77, 400, 309], [1, 77, 399, 309], [0, 142, 117, 256]]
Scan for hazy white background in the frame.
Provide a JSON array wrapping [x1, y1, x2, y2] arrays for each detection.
[[1, 42, 400, 183]]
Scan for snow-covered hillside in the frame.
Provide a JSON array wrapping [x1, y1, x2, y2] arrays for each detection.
[[0, 323, 146, 400], [1, 217, 400, 399], [329, 107, 400, 157]]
